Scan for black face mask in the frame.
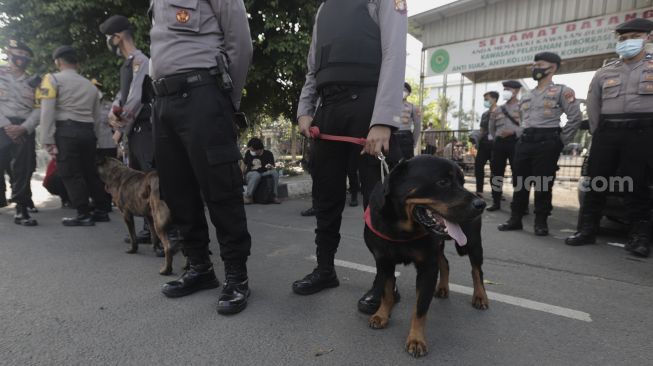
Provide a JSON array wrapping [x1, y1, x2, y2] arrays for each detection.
[[10, 55, 32, 70], [106, 36, 122, 57], [532, 67, 551, 81]]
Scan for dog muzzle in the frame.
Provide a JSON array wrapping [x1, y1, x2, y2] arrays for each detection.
[[413, 206, 467, 246]]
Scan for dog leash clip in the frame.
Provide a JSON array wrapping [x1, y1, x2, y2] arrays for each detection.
[[378, 153, 389, 184]]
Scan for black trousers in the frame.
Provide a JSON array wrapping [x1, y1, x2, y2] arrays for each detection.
[[490, 136, 516, 202], [0, 144, 12, 201], [394, 130, 414, 160], [511, 135, 563, 217], [96, 148, 118, 207], [311, 86, 400, 253], [153, 81, 251, 261], [582, 127, 653, 222], [474, 140, 492, 193], [347, 150, 359, 197], [55, 122, 111, 215], [128, 120, 155, 172]]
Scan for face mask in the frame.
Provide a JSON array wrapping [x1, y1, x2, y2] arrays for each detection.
[[10, 55, 31, 70], [483, 100, 492, 108], [502, 90, 514, 101], [403, 91, 409, 99], [616, 38, 645, 59], [106, 35, 122, 57], [532, 67, 551, 81]]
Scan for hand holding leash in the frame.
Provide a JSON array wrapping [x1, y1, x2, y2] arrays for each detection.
[[362, 125, 390, 157]]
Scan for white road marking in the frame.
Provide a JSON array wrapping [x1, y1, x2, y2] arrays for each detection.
[[607, 242, 626, 248], [312, 257, 592, 323]]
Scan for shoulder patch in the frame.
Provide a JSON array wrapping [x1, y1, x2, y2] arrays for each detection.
[[39, 74, 57, 100], [395, 0, 407, 14], [133, 61, 142, 74], [563, 88, 576, 104]]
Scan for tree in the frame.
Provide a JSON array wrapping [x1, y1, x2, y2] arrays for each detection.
[[0, 0, 319, 123], [405, 80, 442, 130]]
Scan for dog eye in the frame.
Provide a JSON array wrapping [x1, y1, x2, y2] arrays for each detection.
[[436, 179, 450, 187]]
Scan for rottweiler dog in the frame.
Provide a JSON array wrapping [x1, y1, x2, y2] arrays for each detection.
[[364, 155, 487, 358], [97, 157, 179, 275]]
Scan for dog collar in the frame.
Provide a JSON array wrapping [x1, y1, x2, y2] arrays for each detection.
[[364, 207, 429, 243]]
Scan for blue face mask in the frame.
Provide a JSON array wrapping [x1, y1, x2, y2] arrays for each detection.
[[484, 100, 492, 108], [616, 38, 645, 59]]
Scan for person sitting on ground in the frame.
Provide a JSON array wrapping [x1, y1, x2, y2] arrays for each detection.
[[243, 138, 281, 204]]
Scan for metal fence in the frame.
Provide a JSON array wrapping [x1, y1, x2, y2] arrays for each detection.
[[420, 130, 589, 181]]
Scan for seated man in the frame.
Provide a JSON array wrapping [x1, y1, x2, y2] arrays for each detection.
[[243, 138, 281, 204]]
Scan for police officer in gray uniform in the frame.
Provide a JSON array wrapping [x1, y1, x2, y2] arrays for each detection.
[[396, 82, 421, 159], [295, 0, 406, 315], [101, 15, 155, 245], [148, 0, 253, 315], [40, 46, 111, 226], [0, 39, 40, 226], [498, 52, 582, 236], [566, 19, 653, 257], [486, 80, 522, 212]]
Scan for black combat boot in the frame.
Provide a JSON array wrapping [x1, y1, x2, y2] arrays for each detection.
[[486, 191, 501, 212], [565, 214, 597, 246], [14, 205, 37, 226], [91, 209, 110, 222], [217, 261, 250, 315], [625, 221, 651, 258], [534, 215, 549, 236], [357, 279, 401, 315], [498, 215, 523, 231], [0, 196, 7, 208], [62, 212, 95, 227], [162, 249, 219, 298], [123, 221, 152, 244], [301, 207, 316, 217], [292, 249, 339, 295]]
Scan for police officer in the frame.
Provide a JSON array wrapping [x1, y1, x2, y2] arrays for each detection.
[[498, 52, 582, 235], [0, 39, 40, 226], [40, 46, 111, 226], [91, 79, 118, 160], [474, 91, 498, 197], [396, 82, 421, 159], [487, 80, 522, 211], [148, 0, 253, 315], [566, 19, 653, 257], [100, 15, 154, 244], [295, 0, 406, 316]]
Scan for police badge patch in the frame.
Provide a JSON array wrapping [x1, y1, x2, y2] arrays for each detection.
[[395, 0, 407, 14], [563, 89, 576, 104]]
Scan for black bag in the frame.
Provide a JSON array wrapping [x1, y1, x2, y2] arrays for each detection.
[[253, 174, 275, 204]]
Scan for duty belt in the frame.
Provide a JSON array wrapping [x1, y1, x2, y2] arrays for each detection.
[[55, 120, 94, 129], [599, 113, 653, 129], [151, 68, 220, 97], [520, 127, 560, 143]]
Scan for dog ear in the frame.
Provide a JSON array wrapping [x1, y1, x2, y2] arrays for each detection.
[[369, 160, 410, 216]]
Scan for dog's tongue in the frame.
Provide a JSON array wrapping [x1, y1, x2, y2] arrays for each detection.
[[444, 219, 467, 246]]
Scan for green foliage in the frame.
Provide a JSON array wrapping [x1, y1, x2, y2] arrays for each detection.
[[0, 0, 319, 122], [405, 80, 443, 130]]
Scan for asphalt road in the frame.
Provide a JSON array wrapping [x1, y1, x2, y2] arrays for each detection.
[[1, 191, 652, 366]]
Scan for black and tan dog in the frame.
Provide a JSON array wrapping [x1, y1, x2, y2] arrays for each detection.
[[364, 155, 488, 358], [97, 157, 178, 275]]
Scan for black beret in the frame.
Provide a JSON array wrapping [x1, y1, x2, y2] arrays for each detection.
[[502, 80, 522, 89], [534, 52, 561, 67], [404, 82, 412, 94], [99, 15, 132, 35], [6, 39, 33, 57], [615, 18, 653, 34], [52, 45, 76, 60]]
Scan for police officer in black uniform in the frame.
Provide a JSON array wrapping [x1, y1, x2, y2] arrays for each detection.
[[566, 19, 653, 257], [149, 0, 253, 315], [474, 91, 498, 197], [294, 0, 406, 315]]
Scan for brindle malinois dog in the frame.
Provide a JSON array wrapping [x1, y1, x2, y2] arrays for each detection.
[[97, 157, 179, 275]]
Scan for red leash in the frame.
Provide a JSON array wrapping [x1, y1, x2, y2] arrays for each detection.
[[309, 126, 366, 146]]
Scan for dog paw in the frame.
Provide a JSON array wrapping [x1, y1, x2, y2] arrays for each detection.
[[368, 315, 389, 329], [159, 267, 173, 276], [472, 294, 489, 310], [405, 338, 428, 358], [435, 286, 449, 299]]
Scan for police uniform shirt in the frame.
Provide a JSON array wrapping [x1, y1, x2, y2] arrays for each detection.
[[97, 97, 116, 149], [489, 101, 521, 138], [587, 54, 653, 134], [519, 82, 582, 144], [111, 49, 150, 134], [398, 100, 422, 144], [0, 65, 40, 133], [39, 69, 102, 145], [297, 0, 408, 128], [149, 0, 253, 109]]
